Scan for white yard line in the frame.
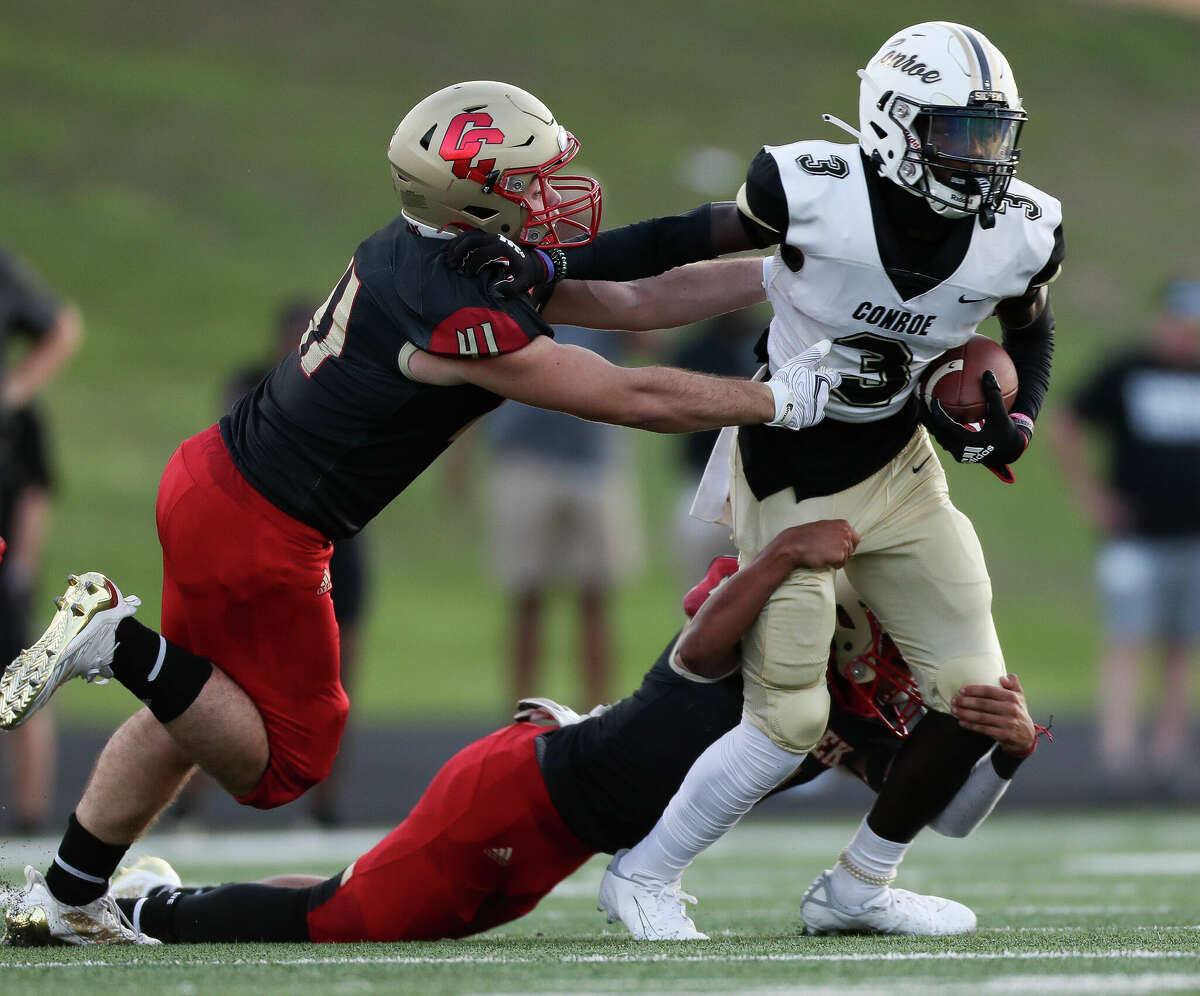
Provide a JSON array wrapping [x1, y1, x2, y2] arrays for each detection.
[[4, 949, 1200, 969]]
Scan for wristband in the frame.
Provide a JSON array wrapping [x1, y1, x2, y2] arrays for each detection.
[[1010, 412, 1035, 443]]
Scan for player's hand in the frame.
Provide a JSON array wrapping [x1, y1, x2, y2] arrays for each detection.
[[922, 371, 1032, 482], [766, 340, 841, 431], [444, 230, 561, 298], [774, 520, 860, 569], [950, 673, 1036, 756]]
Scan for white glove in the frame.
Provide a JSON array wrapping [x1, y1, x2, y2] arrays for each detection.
[[766, 339, 841, 430]]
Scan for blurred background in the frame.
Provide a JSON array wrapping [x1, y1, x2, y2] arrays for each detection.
[[1, 0, 1198, 827]]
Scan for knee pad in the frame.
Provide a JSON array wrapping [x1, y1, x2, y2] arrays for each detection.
[[759, 682, 831, 754], [929, 654, 1006, 715]]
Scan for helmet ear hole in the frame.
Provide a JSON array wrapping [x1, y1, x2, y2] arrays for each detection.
[[462, 205, 499, 221]]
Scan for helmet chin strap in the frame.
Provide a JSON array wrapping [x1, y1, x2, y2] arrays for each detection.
[[821, 112, 861, 141]]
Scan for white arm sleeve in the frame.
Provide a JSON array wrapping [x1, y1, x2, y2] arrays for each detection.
[[929, 747, 1013, 838]]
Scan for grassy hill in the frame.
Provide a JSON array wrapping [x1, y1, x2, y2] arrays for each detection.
[[3, 0, 1199, 724]]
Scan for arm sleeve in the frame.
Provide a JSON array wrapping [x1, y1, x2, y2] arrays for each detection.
[[928, 746, 1019, 838], [1001, 296, 1055, 423], [999, 223, 1065, 423], [555, 203, 717, 282]]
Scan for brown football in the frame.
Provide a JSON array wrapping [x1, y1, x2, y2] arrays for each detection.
[[918, 334, 1018, 423]]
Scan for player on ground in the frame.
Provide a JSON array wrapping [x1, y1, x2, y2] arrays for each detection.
[[451, 23, 1063, 937], [0, 81, 837, 945], [83, 527, 1038, 946]]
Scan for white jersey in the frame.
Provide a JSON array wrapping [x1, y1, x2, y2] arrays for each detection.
[[761, 140, 1062, 423]]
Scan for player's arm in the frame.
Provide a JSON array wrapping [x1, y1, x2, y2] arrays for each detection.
[[992, 222, 1066, 433], [542, 257, 765, 331], [445, 150, 785, 296], [408, 334, 773, 432], [676, 520, 859, 679], [927, 674, 1041, 837]]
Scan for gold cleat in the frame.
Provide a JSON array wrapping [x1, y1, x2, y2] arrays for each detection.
[[2, 866, 160, 946], [3, 904, 58, 947], [0, 572, 140, 731]]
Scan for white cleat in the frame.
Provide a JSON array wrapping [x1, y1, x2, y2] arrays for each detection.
[[3, 866, 161, 946], [0, 572, 140, 730], [800, 868, 977, 936], [597, 849, 708, 940], [109, 856, 182, 901]]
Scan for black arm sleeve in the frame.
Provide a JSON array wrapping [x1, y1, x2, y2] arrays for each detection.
[[1001, 296, 1055, 423], [557, 203, 716, 281]]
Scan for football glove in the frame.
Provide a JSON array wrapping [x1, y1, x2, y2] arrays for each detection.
[[766, 340, 842, 431], [923, 370, 1033, 483], [444, 230, 564, 298]]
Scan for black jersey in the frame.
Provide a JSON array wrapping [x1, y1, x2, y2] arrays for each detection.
[[538, 633, 905, 854], [221, 217, 553, 539]]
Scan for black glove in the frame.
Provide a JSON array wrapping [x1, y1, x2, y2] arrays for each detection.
[[922, 370, 1033, 484], [444, 231, 564, 298]]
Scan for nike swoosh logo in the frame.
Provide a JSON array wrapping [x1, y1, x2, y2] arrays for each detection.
[[958, 294, 987, 303], [912, 456, 931, 473]]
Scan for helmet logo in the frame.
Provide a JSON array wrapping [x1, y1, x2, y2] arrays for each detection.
[[439, 112, 506, 180], [875, 49, 941, 84]]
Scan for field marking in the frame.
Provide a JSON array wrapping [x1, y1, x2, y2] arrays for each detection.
[[1066, 853, 1200, 876], [5, 948, 1200, 969]]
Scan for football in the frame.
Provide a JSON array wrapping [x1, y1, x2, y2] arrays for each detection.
[[918, 334, 1018, 423]]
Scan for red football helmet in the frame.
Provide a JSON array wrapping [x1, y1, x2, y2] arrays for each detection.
[[828, 574, 923, 737], [682, 555, 739, 618]]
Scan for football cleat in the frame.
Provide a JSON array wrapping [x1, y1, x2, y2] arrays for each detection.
[[3, 866, 161, 946], [109, 856, 182, 901], [597, 850, 708, 941], [0, 572, 140, 730], [800, 868, 977, 936]]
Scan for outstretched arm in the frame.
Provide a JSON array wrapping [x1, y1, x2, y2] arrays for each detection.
[[542, 257, 765, 331], [676, 521, 860, 679]]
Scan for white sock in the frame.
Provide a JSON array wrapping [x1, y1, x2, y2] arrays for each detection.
[[618, 717, 803, 884], [829, 817, 911, 905]]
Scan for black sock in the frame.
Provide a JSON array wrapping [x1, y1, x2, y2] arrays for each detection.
[[866, 710, 992, 842], [120, 883, 314, 943], [44, 812, 130, 906], [110, 618, 213, 723]]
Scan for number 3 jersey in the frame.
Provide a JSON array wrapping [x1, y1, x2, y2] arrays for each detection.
[[737, 141, 1063, 501], [221, 216, 553, 539]]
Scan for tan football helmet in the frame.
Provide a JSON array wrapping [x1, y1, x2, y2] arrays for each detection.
[[829, 573, 923, 737], [386, 81, 602, 246]]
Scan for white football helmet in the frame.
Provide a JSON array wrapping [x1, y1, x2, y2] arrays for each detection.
[[829, 574, 922, 737], [387, 81, 602, 246], [833, 22, 1025, 227]]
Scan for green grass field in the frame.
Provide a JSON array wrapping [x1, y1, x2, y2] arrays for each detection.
[[2, 810, 1198, 993], [3, 1, 1200, 725]]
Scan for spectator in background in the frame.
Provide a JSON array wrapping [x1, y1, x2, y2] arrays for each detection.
[[668, 311, 761, 587], [484, 326, 643, 708], [1051, 278, 1200, 784], [0, 248, 83, 833]]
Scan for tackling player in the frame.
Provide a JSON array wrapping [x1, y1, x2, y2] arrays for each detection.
[[453, 21, 1064, 938], [0, 81, 839, 945], [74, 524, 1036, 946]]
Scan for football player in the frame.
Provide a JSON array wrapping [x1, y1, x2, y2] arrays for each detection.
[[456, 23, 1063, 938], [88, 526, 1038, 946], [0, 81, 838, 945]]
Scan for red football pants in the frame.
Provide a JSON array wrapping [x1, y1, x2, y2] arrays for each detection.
[[306, 723, 595, 941], [155, 424, 349, 809]]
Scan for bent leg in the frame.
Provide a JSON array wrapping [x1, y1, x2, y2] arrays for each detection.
[[308, 724, 591, 942]]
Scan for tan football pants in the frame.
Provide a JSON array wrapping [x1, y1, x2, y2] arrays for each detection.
[[731, 425, 1005, 753]]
